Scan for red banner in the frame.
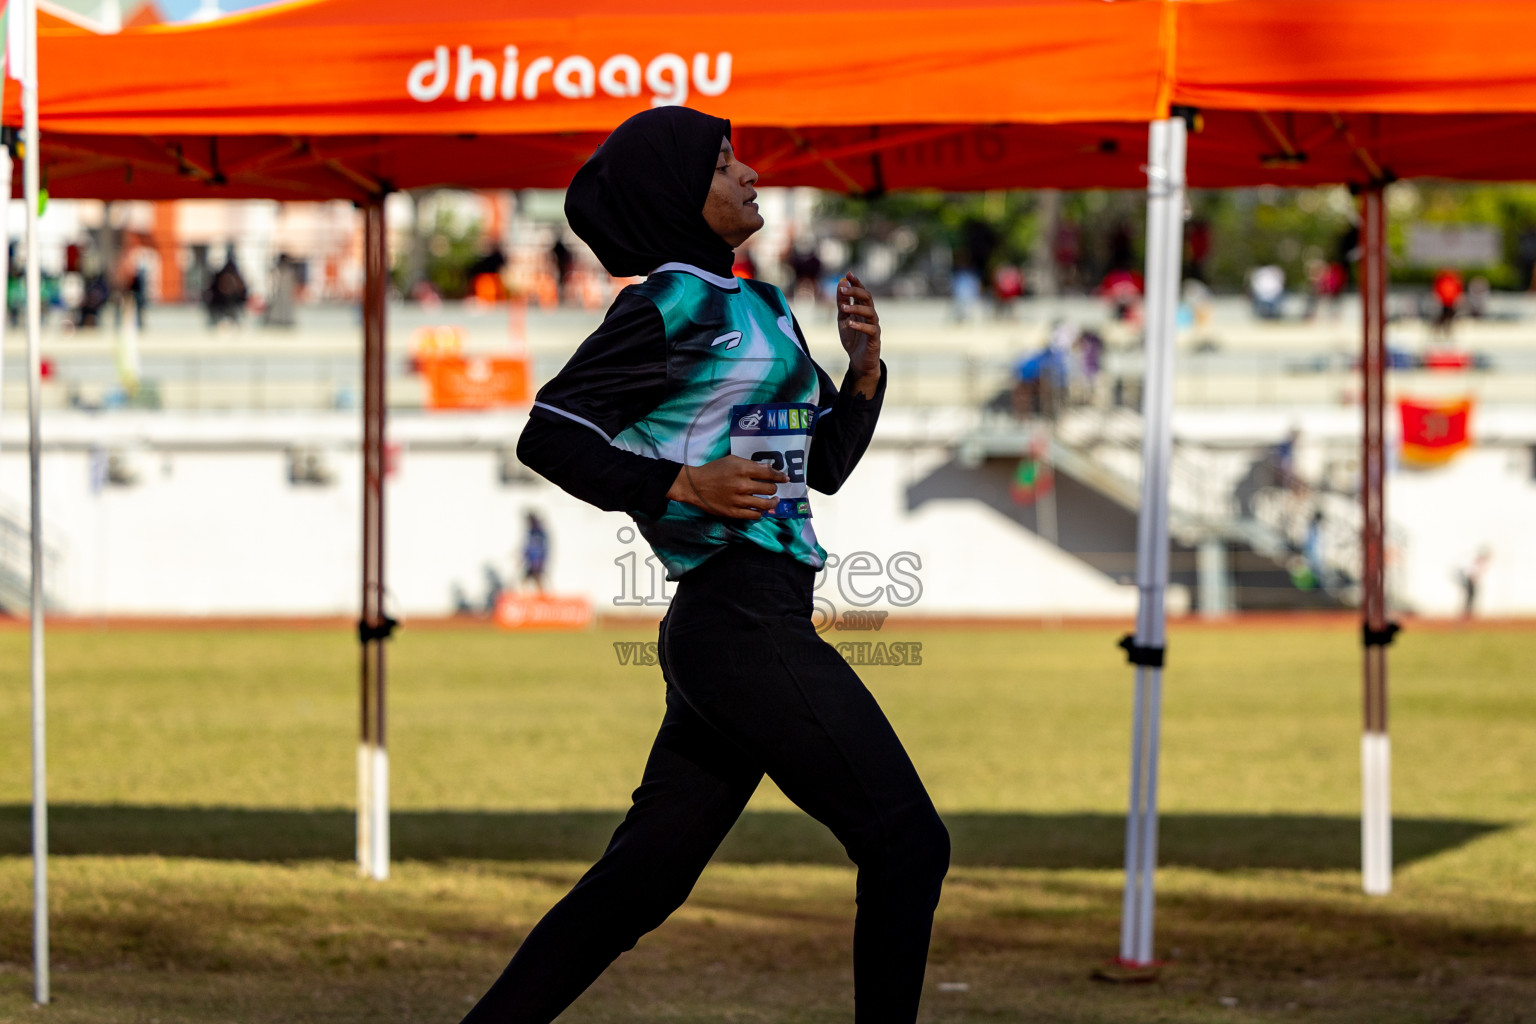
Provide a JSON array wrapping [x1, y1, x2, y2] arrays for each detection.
[[1399, 397, 1472, 467]]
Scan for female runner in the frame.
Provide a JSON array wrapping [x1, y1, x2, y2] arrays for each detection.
[[461, 105, 949, 1024]]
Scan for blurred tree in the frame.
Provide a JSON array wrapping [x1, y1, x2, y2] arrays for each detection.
[[814, 190, 1041, 295], [1190, 186, 1354, 294], [1388, 182, 1536, 289], [392, 205, 482, 300], [817, 183, 1536, 296], [816, 189, 1150, 296]]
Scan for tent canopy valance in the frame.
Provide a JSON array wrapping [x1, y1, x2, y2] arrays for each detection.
[[27, 122, 1162, 201]]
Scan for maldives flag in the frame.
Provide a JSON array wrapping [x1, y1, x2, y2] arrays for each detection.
[[1399, 397, 1472, 467]]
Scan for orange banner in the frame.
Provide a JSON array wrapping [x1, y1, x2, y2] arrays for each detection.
[[1399, 397, 1472, 467], [422, 355, 530, 410], [495, 593, 593, 631]]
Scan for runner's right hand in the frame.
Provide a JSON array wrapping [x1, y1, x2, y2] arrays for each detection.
[[667, 456, 789, 519]]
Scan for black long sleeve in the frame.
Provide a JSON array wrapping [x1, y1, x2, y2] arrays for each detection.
[[520, 285, 885, 514], [518, 288, 681, 517], [806, 358, 888, 495], [517, 416, 680, 519]]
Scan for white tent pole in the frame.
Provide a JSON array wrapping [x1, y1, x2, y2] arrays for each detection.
[[1118, 665, 1148, 959], [20, 0, 49, 1004], [1117, 114, 1186, 969]]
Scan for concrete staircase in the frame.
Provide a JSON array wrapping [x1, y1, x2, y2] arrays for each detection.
[[955, 404, 1402, 612]]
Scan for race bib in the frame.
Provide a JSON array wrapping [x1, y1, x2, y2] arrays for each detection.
[[730, 402, 815, 518]]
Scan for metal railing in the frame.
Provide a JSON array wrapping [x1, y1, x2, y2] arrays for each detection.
[[0, 496, 62, 613]]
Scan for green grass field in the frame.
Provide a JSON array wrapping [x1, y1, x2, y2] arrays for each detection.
[[0, 622, 1532, 1023]]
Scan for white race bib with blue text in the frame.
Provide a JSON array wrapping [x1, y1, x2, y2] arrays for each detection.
[[730, 402, 815, 518]]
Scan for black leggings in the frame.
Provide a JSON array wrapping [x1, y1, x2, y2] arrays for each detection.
[[461, 543, 950, 1024]]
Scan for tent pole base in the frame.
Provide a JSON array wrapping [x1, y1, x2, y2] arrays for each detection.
[[1092, 958, 1165, 984]]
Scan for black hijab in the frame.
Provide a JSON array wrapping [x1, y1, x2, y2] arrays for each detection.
[[565, 106, 736, 279]]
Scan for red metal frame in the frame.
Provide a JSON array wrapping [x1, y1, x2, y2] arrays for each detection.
[[360, 198, 388, 780], [1359, 186, 1388, 737]]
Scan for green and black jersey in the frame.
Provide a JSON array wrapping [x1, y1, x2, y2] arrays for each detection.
[[525, 263, 886, 580]]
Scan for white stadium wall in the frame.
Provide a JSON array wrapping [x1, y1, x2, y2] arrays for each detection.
[[0, 411, 1142, 619], [1, 409, 1533, 619]]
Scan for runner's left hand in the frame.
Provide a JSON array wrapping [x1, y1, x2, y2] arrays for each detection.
[[836, 272, 882, 397]]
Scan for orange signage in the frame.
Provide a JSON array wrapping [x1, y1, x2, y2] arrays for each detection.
[[423, 355, 530, 409], [495, 593, 593, 631]]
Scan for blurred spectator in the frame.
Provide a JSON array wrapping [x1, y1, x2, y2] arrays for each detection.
[[1010, 349, 1048, 418], [952, 218, 997, 322], [6, 248, 21, 328], [550, 238, 573, 303], [1516, 223, 1536, 292], [1108, 219, 1134, 272], [1304, 257, 1345, 320], [961, 218, 998, 279], [1464, 275, 1491, 319], [1074, 328, 1105, 402], [1185, 217, 1211, 283], [123, 264, 147, 329], [204, 247, 248, 327], [784, 240, 823, 304], [522, 512, 549, 593], [1248, 264, 1286, 319], [77, 270, 111, 328], [1010, 341, 1069, 420], [992, 264, 1024, 317], [1097, 268, 1142, 322], [263, 253, 299, 328], [451, 583, 475, 617], [1235, 426, 1303, 518], [1431, 268, 1463, 339], [1181, 278, 1213, 330], [1336, 222, 1361, 289], [1305, 510, 1328, 590], [1458, 547, 1491, 619], [1273, 426, 1302, 489], [951, 266, 982, 322], [1052, 219, 1081, 292], [482, 563, 505, 615], [468, 243, 507, 303]]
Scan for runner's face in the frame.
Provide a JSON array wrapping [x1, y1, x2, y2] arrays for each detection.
[[701, 138, 763, 248]]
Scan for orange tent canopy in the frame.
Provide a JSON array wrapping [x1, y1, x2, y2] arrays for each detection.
[[1175, 0, 1536, 116], [10, 0, 1536, 198], [1173, 0, 1536, 187], [4, 0, 1168, 199]]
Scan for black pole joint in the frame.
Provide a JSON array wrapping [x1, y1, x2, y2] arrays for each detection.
[[1362, 621, 1401, 648], [1119, 635, 1166, 668], [1169, 104, 1203, 134], [358, 616, 399, 644]]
